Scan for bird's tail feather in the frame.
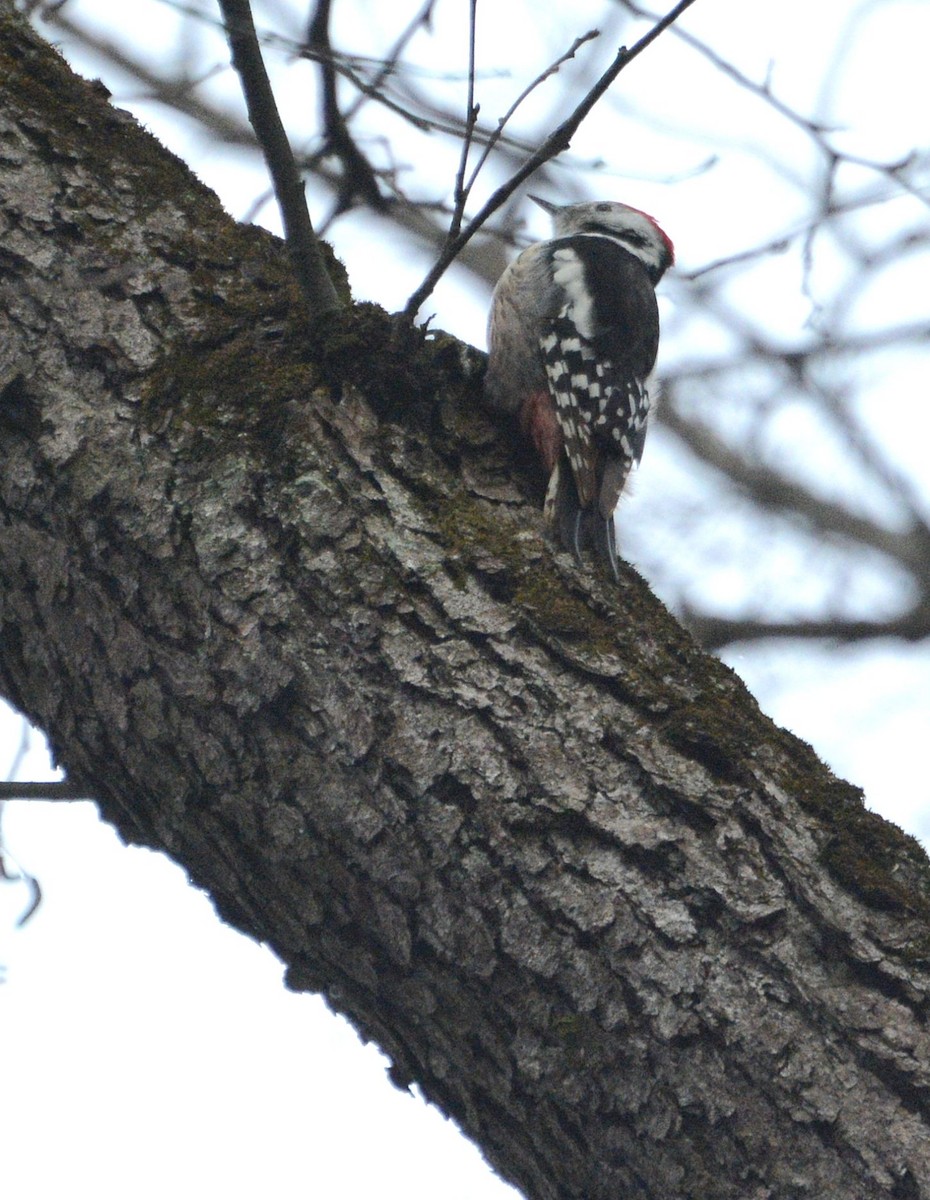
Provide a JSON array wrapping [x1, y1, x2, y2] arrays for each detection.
[[545, 459, 620, 580], [591, 510, 620, 580]]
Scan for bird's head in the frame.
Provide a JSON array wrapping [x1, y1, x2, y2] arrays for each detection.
[[530, 195, 675, 283]]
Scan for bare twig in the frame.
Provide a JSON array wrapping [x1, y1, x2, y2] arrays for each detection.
[[662, 320, 930, 377], [816, 382, 930, 537], [404, 0, 701, 318], [316, 55, 436, 133], [342, 0, 437, 125], [680, 608, 930, 650], [218, 0, 341, 315], [658, 403, 921, 563], [0, 847, 42, 927], [463, 29, 600, 199], [617, 0, 930, 212], [449, 0, 479, 239], [0, 781, 94, 800], [307, 0, 386, 213], [16, 876, 42, 928], [35, 1, 576, 232]]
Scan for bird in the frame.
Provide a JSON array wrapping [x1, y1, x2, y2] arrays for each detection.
[[485, 196, 674, 579]]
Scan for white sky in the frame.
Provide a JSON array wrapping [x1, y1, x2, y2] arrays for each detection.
[[2, 1, 929, 1197]]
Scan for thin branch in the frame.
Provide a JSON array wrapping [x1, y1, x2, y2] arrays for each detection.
[[682, 235, 794, 282], [35, 2, 577, 232], [306, 0, 385, 213], [342, 0, 437, 125], [658, 402, 930, 576], [815, 381, 930, 540], [404, 0, 701, 318], [16, 875, 42, 928], [35, 7, 255, 144], [617, 0, 930, 212], [298, 44, 439, 134], [463, 29, 600, 198], [0, 781, 93, 800], [682, 608, 930, 651], [661, 320, 930, 380], [449, 0, 479, 239], [0, 852, 42, 927], [217, 0, 341, 315]]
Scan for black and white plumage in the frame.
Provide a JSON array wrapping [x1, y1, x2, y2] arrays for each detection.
[[485, 197, 674, 579]]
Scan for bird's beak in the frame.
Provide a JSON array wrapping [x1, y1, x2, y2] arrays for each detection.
[[529, 194, 558, 215]]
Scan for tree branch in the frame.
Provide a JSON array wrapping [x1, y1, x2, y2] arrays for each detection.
[[681, 607, 930, 650], [404, 0, 701, 317], [341, 0, 438, 127], [462, 29, 601, 201], [449, 0, 479, 239], [0, 781, 93, 800], [4, 17, 930, 1197], [306, 0, 386, 213], [617, 0, 930, 212], [658, 403, 929, 572], [218, 0, 341, 315]]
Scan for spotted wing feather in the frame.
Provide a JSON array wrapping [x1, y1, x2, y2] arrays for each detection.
[[540, 321, 598, 508], [541, 312, 651, 511]]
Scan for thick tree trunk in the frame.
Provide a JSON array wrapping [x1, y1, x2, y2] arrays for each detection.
[[2, 14, 929, 1199]]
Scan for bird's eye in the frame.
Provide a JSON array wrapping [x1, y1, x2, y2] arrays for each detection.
[[596, 203, 612, 212]]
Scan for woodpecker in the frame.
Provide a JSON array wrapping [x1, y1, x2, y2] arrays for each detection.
[[485, 196, 674, 579]]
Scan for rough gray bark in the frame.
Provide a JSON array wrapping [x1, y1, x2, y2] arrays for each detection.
[[2, 15, 930, 1200]]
